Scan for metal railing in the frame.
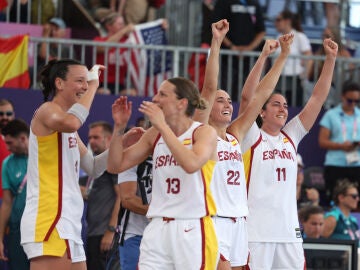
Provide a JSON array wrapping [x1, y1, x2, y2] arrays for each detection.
[[28, 36, 360, 107]]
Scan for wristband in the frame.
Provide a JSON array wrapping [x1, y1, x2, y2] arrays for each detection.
[[87, 64, 101, 81], [67, 103, 89, 125]]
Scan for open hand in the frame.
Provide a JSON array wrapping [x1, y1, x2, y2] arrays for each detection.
[[139, 101, 165, 130], [111, 96, 132, 129]]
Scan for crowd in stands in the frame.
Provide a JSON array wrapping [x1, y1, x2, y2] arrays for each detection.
[[0, 0, 359, 103], [2, 1, 360, 269]]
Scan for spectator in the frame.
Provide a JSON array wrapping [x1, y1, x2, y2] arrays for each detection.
[[274, 9, 313, 107], [117, 127, 152, 270], [0, 119, 30, 270], [212, 0, 266, 101], [83, 0, 112, 14], [117, 0, 155, 24], [298, 205, 325, 239], [297, 153, 320, 209], [297, 1, 324, 26], [93, 12, 135, 94], [318, 81, 360, 205], [308, 26, 354, 108], [324, 2, 340, 28], [187, 0, 215, 90], [79, 121, 120, 270], [0, 99, 15, 200], [8, 0, 54, 24], [93, 12, 168, 95], [201, 0, 215, 46], [322, 179, 360, 241], [38, 17, 75, 73]]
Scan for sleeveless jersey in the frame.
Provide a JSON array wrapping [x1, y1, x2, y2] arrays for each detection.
[[147, 121, 216, 218], [242, 116, 307, 242], [21, 129, 84, 244], [211, 133, 248, 217]]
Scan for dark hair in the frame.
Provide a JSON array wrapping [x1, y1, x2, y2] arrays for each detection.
[[341, 80, 360, 95], [39, 59, 83, 102], [333, 178, 358, 205], [136, 116, 145, 126], [0, 98, 15, 110], [280, 10, 303, 32], [2, 119, 29, 137], [88, 121, 113, 134], [167, 77, 208, 116], [298, 205, 324, 223], [256, 92, 285, 127]]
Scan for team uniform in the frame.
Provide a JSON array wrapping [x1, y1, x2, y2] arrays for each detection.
[[138, 121, 218, 270], [211, 133, 249, 266], [20, 130, 85, 262], [242, 116, 307, 270]]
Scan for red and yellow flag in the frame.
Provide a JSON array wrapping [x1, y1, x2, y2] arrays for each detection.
[[0, 35, 30, 88]]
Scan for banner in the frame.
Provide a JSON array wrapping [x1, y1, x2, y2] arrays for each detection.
[[0, 35, 30, 88], [127, 19, 172, 97]]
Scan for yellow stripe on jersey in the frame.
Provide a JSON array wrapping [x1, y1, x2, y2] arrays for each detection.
[[182, 138, 191, 145], [242, 148, 252, 184], [201, 216, 218, 270], [201, 160, 217, 216], [43, 228, 67, 257], [35, 132, 61, 241]]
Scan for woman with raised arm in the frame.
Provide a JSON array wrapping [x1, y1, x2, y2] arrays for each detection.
[[193, 19, 293, 270], [20, 60, 110, 270], [240, 38, 338, 270], [107, 79, 219, 268]]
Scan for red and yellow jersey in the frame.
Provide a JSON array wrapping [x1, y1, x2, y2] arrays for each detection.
[[147, 121, 217, 218], [21, 129, 83, 244]]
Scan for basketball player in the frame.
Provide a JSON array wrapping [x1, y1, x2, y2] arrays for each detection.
[[194, 20, 294, 269], [107, 80, 219, 269], [241, 38, 338, 270], [20, 60, 109, 270]]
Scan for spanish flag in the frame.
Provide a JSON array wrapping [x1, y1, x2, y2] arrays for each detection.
[[0, 35, 30, 88]]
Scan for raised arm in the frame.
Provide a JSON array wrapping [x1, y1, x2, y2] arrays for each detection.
[[35, 65, 104, 134], [238, 39, 279, 115], [193, 19, 229, 123], [299, 38, 338, 131], [228, 34, 293, 141]]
